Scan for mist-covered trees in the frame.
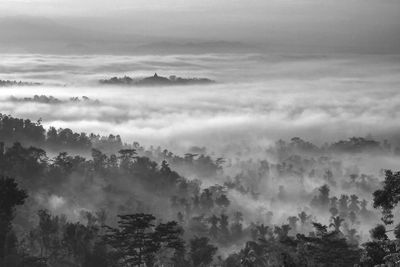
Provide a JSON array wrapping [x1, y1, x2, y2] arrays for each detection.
[[0, 138, 377, 266], [0, 114, 123, 153], [296, 223, 360, 266], [189, 237, 217, 267], [311, 184, 330, 210], [0, 114, 45, 145], [3, 112, 400, 266], [0, 80, 41, 87]]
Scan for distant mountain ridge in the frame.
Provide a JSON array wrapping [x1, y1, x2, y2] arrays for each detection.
[[0, 16, 255, 54]]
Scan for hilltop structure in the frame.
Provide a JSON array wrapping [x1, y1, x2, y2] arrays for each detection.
[[99, 73, 215, 86]]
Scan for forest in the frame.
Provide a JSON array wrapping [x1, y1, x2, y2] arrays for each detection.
[[1, 113, 400, 267], [0, 80, 42, 87]]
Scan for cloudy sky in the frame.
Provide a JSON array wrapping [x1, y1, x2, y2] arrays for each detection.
[[0, 0, 399, 53]]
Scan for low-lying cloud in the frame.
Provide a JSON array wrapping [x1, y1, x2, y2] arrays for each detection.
[[1, 53, 400, 155]]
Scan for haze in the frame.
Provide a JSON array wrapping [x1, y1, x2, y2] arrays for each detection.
[[0, 0, 399, 54], [1, 53, 400, 155], [2, 1, 400, 265]]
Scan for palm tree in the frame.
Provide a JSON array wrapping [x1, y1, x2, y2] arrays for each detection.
[[349, 195, 360, 213], [287, 216, 299, 233], [207, 215, 219, 239], [329, 216, 344, 232], [298, 211, 311, 225], [339, 195, 349, 217], [240, 241, 268, 267], [256, 224, 269, 241], [346, 228, 360, 245], [219, 214, 230, 240]]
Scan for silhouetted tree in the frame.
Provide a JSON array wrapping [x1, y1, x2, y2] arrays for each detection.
[[349, 195, 360, 213], [215, 194, 230, 208], [103, 214, 159, 266], [189, 236, 217, 267], [338, 195, 349, 217], [200, 189, 214, 210], [373, 170, 400, 224], [329, 216, 344, 232], [287, 216, 299, 234], [63, 222, 99, 266], [207, 215, 219, 239], [0, 176, 27, 260], [370, 224, 388, 241], [104, 214, 184, 267], [311, 184, 330, 210], [297, 223, 360, 266], [219, 214, 230, 242], [230, 211, 243, 238]]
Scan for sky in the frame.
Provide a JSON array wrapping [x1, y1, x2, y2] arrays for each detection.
[[0, 0, 399, 53]]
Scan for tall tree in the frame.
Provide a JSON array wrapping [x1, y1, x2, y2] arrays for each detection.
[[373, 170, 400, 224], [104, 214, 158, 266], [297, 223, 360, 266], [287, 216, 299, 234], [329, 216, 344, 232], [348, 195, 360, 213], [154, 221, 185, 266], [104, 214, 184, 267], [189, 236, 217, 267], [0, 176, 27, 260], [63, 222, 99, 266], [207, 215, 219, 239], [230, 211, 243, 238], [219, 214, 230, 242]]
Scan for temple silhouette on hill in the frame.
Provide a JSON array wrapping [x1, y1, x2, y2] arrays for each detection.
[[99, 73, 215, 86]]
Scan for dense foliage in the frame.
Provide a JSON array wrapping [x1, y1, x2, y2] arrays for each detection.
[[1, 113, 400, 266]]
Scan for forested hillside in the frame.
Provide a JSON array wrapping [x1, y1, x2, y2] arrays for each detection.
[[1, 113, 400, 266]]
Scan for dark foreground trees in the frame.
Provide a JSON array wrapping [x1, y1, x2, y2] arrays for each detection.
[[103, 214, 185, 267], [373, 170, 400, 225], [230, 222, 359, 267], [360, 170, 400, 266], [296, 223, 360, 266], [189, 236, 217, 267], [0, 176, 27, 263], [4, 112, 400, 266]]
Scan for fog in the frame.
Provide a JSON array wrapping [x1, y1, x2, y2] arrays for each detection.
[[1, 52, 400, 264], [3, 54, 400, 234], [1, 53, 400, 154], [1, 1, 400, 265]]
